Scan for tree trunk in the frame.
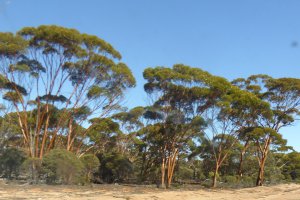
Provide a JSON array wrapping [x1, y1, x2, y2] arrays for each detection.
[[31, 160, 37, 184], [161, 157, 166, 188], [212, 165, 219, 188], [256, 156, 266, 186], [30, 129, 35, 158], [238, 150, 246, 178], [67, 119, 73, 151], [166, 149, 178, 188], [39, 113, 50, 158], [238, 140, 249, 178], [256, 136, 271, 186], [238, 154, 244, 177]]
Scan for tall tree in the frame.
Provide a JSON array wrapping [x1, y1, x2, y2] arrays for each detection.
[[143, 64, 219, 187], [191, 82, 271, 187], [142, 64, 265, 187], [144, 64, 271, 188], [232, 75, 300, 186], [0, 26, 135, 158]]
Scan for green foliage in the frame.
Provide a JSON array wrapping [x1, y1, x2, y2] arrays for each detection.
[[112, 106, 145, 131], [0, 32, 28, 57], [21, 157, 42, 183], [37, 94, 67, 103], [239, 176, 256, 187], [0, 148, 26, 179], [80, 154, 100, 182], [87, 85, 103, 99], [209, 171, 218, 179], [15, 25, 136, 90], [222, 175, 238, 184], [175, 159, 205, 181], [71, 106, 91, 120], [87, 118, 120, 152], [176, 165, 194, 180], [278, 152, 300, 181], [3, 91, 23, 103], [98, 152, 134, 183], [42, 149, 83, 184]]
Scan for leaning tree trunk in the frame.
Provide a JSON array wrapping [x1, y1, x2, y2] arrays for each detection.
[[67, 118, 73, 151]]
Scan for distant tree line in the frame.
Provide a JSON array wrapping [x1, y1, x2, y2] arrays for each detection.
[[0, 25, 299, 187]]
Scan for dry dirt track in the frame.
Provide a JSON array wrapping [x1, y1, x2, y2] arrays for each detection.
[[0, 183, 299, 200]]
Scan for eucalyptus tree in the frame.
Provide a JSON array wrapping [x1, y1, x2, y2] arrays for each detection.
[[143, 64, 264, 187], [232, 75, 300, 186], [187, 79, 271, 187], [0, 26, 135, 158], [142, 64, 265, 187], [144, 64, 271, 188]]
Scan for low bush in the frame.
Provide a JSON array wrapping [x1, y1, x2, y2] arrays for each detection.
[[0, 147, 26, 179], [98, 152, 134, 183], [21, 157, 42, 183], [223, 175, 238, 184], [42, 149, 83, 184], [80, 154, 100, 183]]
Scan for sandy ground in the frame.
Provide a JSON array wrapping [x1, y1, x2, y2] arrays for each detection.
[[0, 183, 299, 200]]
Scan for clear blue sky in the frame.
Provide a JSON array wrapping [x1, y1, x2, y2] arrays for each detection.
[[0, 0, 299, 150]]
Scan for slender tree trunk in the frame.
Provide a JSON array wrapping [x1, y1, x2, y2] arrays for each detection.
[[30, 129, 35, 158], [166, 149, 178, 188], [161, 157, 166, 188], [238, 140, 249, 178], [39, 113, 50, 158], [31, 161, 38, 184], [212, 164, 219, 188], [67, 118, 73, 151], [238, 152, 244, 177], [47, 134, 57, 152]]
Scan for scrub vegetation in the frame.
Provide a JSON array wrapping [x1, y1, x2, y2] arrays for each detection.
[[0, 25, 299, 189]]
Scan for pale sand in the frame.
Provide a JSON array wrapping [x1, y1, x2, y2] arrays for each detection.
[[0, 183, 299, 199]]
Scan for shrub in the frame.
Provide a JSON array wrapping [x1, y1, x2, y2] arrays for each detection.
[[240, 176, 256, 187], [176, 165, 194, 180], [98, 152, 133, 183], [42, 149, 83, 184], [208, 171, 219, 180], [223, 175, 238, 184], [0, 147, 26, 179], [80, 154, 100, 183], [21, 157, 42, 183]]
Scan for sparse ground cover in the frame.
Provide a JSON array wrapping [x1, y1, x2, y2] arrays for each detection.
[[0, 183, 299, 200]]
